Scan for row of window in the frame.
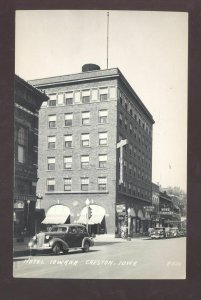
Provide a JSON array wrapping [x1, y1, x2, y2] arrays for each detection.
[[47, 155, 107, 170], [118, 182, 151, 200], [119, 135, 151, 157], [42, 87, 117, 108], [46, 156, 151, 183], [48, 132, 108, 148], [119, 89, 152, 135], [119, 114, 152, 143], [48, 110, 108, 128], [47, 177, 108, 192]]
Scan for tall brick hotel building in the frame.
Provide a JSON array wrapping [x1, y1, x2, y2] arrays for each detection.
[[29, 64, 154, 236]]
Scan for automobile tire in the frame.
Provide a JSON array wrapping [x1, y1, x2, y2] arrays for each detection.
[[63, 249, 69, 255], [52, 243, 61, 255], [83, 241, 90, 252]]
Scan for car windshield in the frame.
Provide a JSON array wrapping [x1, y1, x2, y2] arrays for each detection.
[[51, 226, 68, 232]]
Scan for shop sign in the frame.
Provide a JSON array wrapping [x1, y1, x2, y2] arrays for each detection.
[[144, 206, 154, 211], [14, 194, 37, 202], [159, 211, 173, 215]]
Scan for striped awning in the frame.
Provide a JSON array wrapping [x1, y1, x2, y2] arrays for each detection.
[[42, 204, 70, 224], [77, 205, 105, 225]]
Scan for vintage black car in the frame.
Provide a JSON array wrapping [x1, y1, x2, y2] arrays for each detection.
[[28, 224, 94, 255]]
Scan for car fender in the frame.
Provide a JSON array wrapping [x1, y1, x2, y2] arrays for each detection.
[[82, 237, 93, 248], [49, 238, 69, 250]]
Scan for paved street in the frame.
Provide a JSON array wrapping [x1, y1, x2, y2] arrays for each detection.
[[13, 237, 186, 279]]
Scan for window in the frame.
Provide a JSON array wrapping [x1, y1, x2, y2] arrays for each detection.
[[128, 183, 131, 194], [49, 94, 56, 106], [129, 123, 133, 134], [98, 177, 107, 190], [64, 156, 72, 169], [82, 111, 90, 125], [98, 110, 108, 123], [82, 90, 90, 103], [129, 144, 132, 155], [133, 186, 136, 195], [99, 154, 107, 168], [124, 119, 127, 130], [130, 108, 133, 116], [64, 178, 72, 191], [81, 133, 90, 146], [65, 92, 73, 105], [48, 157, 55, 170], [124, 160, 127, 172], [99, 132, 107, 145], [81, 155, 89, 168], [81, 178, 89, 191], [48, 136, 56, 149], [133, 166, 136, 177], [64, 135, 72, 148], [47, 179, 55, 191], [129, 163, 132, 175], [65, 113, 73, 126], [48, 115, 56, 128], [99, 88, 108, 101], [119, 113, 122, 125], [58, 93, 64, 105], [123, 181, 127, 192], [17, 126, 28, 163]]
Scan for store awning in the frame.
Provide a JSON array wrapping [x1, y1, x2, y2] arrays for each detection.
[[42, 204, 70, 224], [77, 205, 105, 225]]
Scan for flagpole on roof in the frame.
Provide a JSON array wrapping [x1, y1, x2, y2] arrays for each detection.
[[107, 11, 109, 69]]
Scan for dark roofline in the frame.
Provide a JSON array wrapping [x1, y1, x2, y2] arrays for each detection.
[[15, 74, 49, 101], [29, 67, 154, 123]]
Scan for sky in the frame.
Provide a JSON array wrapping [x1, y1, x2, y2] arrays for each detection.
[[15, 10, 188, 191]]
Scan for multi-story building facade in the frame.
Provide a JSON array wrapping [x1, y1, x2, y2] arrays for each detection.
[[14, 75, 48, 237], [29, 64, 154, 236]]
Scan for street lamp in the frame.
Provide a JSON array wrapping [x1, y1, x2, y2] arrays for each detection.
[[85, 198, 90, 232], [27, 200, 30, 234], [127, 207, 131, 241]]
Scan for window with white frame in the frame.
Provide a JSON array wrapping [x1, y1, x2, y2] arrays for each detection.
[[16, 126, 28, 163], [47, 179, 55, 191], [81, 133, 90, 147], [98, 177, 107, 190], [57, 93, 64, 105], [82, 111, 90, 125], [64, 156, 72, 169], [81, 155, 89, 168], [48, 157, 55, 170], [48, 115, 56, 128], [64, 134, 72, 148], [65, 92, 73, 105], [81, 177, 89, 191], [98, 110, 108, 123], [99, 154, 107, 168], [99, 132, 107, 145], [64, 178, 72, 191], [82, 90, 90, 103], [99, 88, 108, 101], [48, 136, 56, 149], [49, 94, 57, 106], [64, 113, 73, 126]]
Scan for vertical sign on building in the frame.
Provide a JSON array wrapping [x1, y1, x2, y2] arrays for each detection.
[[117, 139, 127, 184]]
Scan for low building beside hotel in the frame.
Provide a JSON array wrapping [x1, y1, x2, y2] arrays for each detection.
[[29, 64, 154, 236], [14, 75, 48, 237]]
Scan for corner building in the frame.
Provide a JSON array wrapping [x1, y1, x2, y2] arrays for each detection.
[[29, 64, 154, 236]]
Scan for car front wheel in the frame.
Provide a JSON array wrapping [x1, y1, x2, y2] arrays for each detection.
[[82, 241, 90, 252], [52, 243, 62, 255]]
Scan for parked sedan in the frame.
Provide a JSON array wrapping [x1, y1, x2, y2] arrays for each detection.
[[150, 227, 166, 239], [28, 224, 94, 255]]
